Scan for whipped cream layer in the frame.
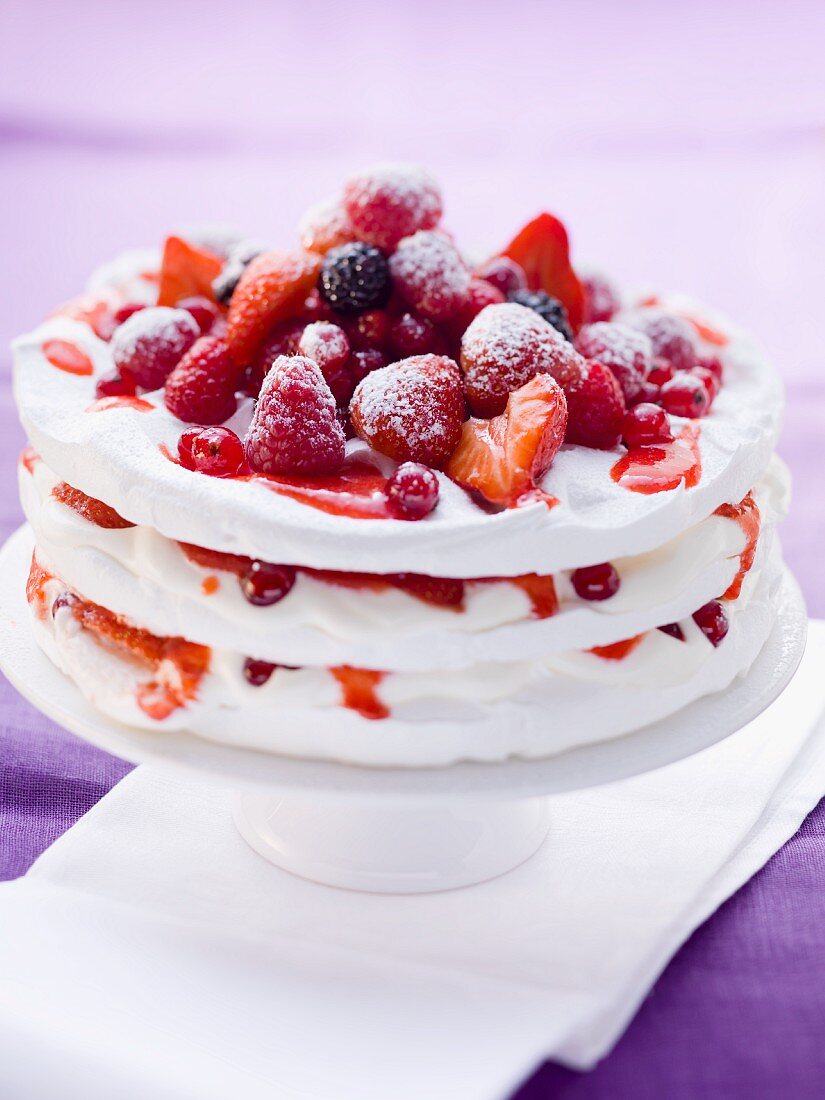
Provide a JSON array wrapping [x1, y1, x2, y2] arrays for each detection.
[[20, 454, 788, 671], [12, 254, 783, 578]]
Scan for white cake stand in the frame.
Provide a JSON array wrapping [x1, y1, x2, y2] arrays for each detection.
[[0, 525, 807, 892]]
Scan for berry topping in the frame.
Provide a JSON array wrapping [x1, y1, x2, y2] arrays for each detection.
[[244, 318, 306, 397], [659, 372, 711, 418], [388, 312, 448, 358], [564, 360, 626, 450], [350, 354, 464, 469], [647, 357, 675, 387], [184, 426, 245, 477], [508, 289, 573, 341], [389, 573, 464, 609], [697, 352, 723, 384], [582, 273, 620, 324], [692, 600, 729, 647], [111, 306, 200, 391], [95, 369, 137, 399], [243, 658, 278, 686], [212, 240, 265, 306], [501, 213, 585, 331], [622, 402, 674, 448], [575, 322, 652, 404], [344, 309, 392, 351], [299, 197, 355, 254], [227, 249, 322, 365], [460, 302, 580, 418], [658, 622, 686, 641], [113, 303, 146, 326], [177, 295, 220, 334], [349, 348, 387, 384], [476, 256, 528, 297], [343, 164, 442, 251], [298, 321, 350, 374], [627, 309, 697, 372], [690, 365, 720, 403], [52, 483, 135, 530], [445, 374, 568, 507], [570, 562, 620, 601], [157, 236, 222, 308], [245, 355, 345, 475], [451, 278, 506, 335], [385, 462, 440, 521], [318, 242, 392, 315], [164, 336, 240, 425], [239, 561, 296, 607], [389, 230, 470, 323]]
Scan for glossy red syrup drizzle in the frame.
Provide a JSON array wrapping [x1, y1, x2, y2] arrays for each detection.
[[43, 339, 93, 376], [611, 423, 701, 495], [714, 491, 761, 600], [589, 634, 645, 661], [331, 667, 389, 720], [246, 460, 392, 520], [20, 446, 40, 475], [87, 395, 155, 413]]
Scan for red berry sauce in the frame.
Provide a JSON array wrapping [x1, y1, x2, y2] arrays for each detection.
[[611, 423, 702, 495]]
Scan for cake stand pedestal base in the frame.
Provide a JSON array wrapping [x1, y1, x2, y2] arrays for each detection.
[[232, 791, 551, 893]]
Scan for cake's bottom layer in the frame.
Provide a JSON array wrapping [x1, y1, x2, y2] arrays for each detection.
[[25, 539, 783, 766]]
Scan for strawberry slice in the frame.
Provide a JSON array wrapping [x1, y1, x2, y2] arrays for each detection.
[[157, 236, 223, 308], [389, 573, 465, 609], [500, 213, 585, 333], [227, 249, 322, 364], [446, 373, 567, 508]]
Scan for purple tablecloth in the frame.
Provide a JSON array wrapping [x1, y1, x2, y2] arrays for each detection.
[[2, 1, 824, 1094]]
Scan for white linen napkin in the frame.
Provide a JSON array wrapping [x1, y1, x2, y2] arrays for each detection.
[[1, 622, 824, 1100]]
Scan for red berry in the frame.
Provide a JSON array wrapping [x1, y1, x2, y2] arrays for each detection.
[[301, 287, 336, 323], [692, 600, 729, 647], [448, 278, 506, 340], [245, 355, 345, 475], [349, 348, 387, 384], [325, 363, 357, 406], [461, 302, 581, 418], [570, 562, 620, 601], [111, 306, 200, 390], [690, 365, 719, 402], [240, 561, 296, 606], [564, 360, 626, 450], [698, 352, 723, 384], [299, 197, 355, 254], [177, 295, 220, 334], [343, 164, 442, 251], [631, 380, 662, 406], [164, 336, 239, 424], [475, 256, 528, 297], [389, 230, 471, 323], [582, 273, 621, 324], [390, 573, 464, 608], [188, 426, 245, 477], [113, 302, 146, 326], [628, 309, 697, 372], [659, 622, 686, 641], [177, 426, 200, 470], [244, 318, 307, 398], [575, 322, 652, 404], [95, 369, 137, 399], [659, 373, 710, 418], [647, 356, 675, 387], [243, 658, 278, 686], [227, 249, 322, 365], [351, 354, 465, 469], [385, 462, 440, 520], [298, 321, 350, 374], [344, 310, 391, 351], [388, 312, 448, 358], [622, 402, 673, 448]]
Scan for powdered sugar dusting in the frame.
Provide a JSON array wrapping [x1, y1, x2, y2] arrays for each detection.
[[389, 230, 470, 323], [622, 307, 697, 371], [343, 164, 443, 250], [111, 307, 199, 361], [298, 196, 355, 254], [575, 321, 652, 402]]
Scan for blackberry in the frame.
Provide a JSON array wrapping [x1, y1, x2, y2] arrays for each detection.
[[508, 289, 573, 341], [318, 242, 392, 315], [211, 240, 264, 306]]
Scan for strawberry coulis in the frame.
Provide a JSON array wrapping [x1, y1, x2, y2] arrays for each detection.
[[611, 423, 701, 494], [714, 491, 761, 600], [331, 667, 389, 720]]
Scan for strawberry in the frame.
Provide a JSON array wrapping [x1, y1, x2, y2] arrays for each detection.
[[445, 374, 568, 507], [389, 573, 465, 609], [299, 197, 356, 254], [227, 249, 322, 365], [52, 482, 135, 529], [164, 336, 240, 424], [564, 360, 626, 449], [343, 164, 442, 251], [500, 213, 585, 332], [157, 236, 223, 308], [350, 354, 465, 469]]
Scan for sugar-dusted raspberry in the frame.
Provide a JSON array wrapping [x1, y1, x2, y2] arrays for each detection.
[[95, 369, 137, 399], [659, 373, 710, 418], [385, 462, 440, 520], [164, 336, 240, 424], [349, 348, 387, 384], [227, 249, 322, 365], [111, 306, 200, 390], [239, 561, 296, 607], [299, 196, 355, 254], [388, 312, 448, 358], [564, 360, 626, 450], [177, 295, 220, 334], [52, 482, 135, 529], [186, 426, 245, 477], [692, 600, 729, 647], [626, 308, 697, 372], [343, 164, 442, 251], [575, 322, 652, 404], [318, 242, 392, 315], [508, 289, 573, 341], [582, 273, 620, 324], [389, 231, 471, 323], [460, 302, 581, 418], [622, 402, 673, 448], [350, 354, 464, 468], [475, 256, 527, 297], [570, 562, 620, 601], [245, 355, 345, 475]]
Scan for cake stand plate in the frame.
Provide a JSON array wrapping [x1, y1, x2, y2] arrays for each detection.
[[0, 525, 807, 892]]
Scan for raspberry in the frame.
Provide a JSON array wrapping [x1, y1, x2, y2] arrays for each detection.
[[508, 289, 573, 341], [52, 483, 135, 529], [582, 274, 620, 324], [385, 462, 440, 520], [245, 355, 345, 475], [350, 355, 464, 468], [622, 403, 673, 448], [318, 242, 392, 315], [343, 164, 442, 251], [177, 295, 220, 334], [460, 302, 581, 417], [227, 249, 322, 365], [349, 349, 387, 383], [575, 322, 652, 404], [389, 231, 471, 323], [659, 373, 710, 418], [164, 336, 240, 424], [570, 562, 620, 601], [476, 256, 527, 297], [299, 197, 355, 254], [186, 426, 245, 477], [111, 306, 200, 390], [627, 309, 696, 372], [244, 318, 306, 397], [298, 321, 350, 373], [388, 312, 448, 358], [95, 369, 137, 399], [239, 561, 296, 606], [564, 360, 626, 450], [212, 240, 265, 306], [692, 600, 729, 647], [390, 573, 464, 608], [243, 658, 278, 686]]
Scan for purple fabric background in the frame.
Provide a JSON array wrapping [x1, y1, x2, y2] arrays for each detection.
[[1, 1, 824, 1095]]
